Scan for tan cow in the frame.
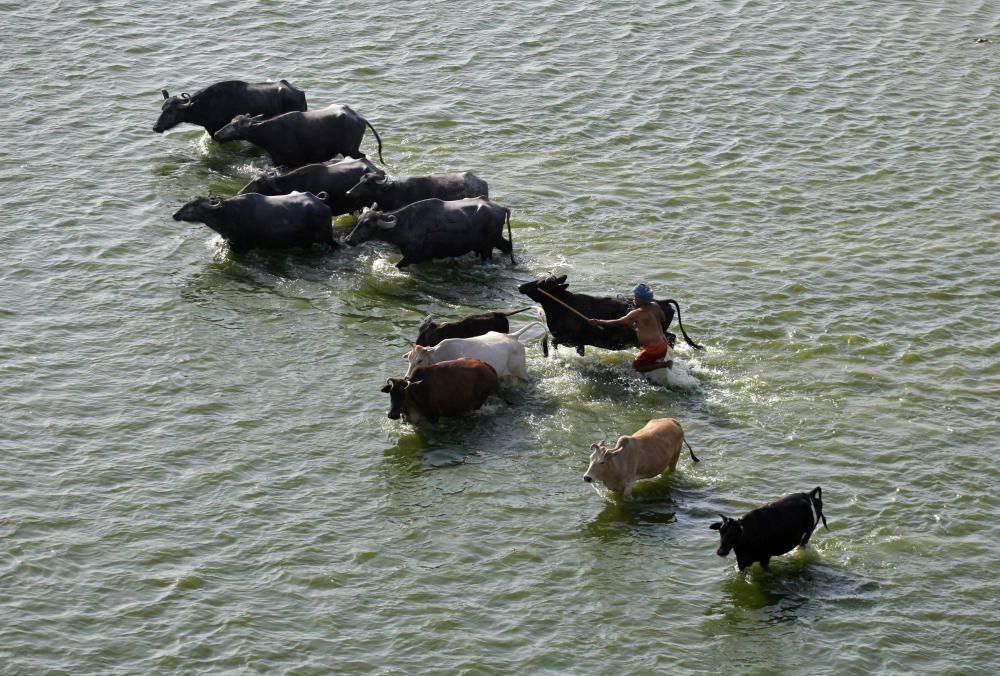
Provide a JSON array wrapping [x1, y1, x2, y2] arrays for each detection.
[[583, 418, 699, 497]]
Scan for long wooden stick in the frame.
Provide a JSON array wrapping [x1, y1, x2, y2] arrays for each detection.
[[536, 288, 604, 328]]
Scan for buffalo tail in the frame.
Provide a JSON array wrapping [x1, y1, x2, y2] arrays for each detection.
[[663, 299, 703, 350], [365, 118, 385, 165]]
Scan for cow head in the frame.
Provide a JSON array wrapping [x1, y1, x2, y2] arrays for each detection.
[[214, 114, 264, 142], [709, 515, 743, 557], [381, 378, 409, 420], [153, 90, 193, 133], [345, 205, 395, 246], [239, 169, 280, 195], [517, 275, 570, 303], [380, 377, 426, 424], [415, 316, 439, 347], [583, 440, 614, 485], [403, 345, 433, 379], [345, 170, 389, 204], [172, 196, 223, 223]]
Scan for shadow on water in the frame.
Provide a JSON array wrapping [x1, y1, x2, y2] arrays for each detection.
[[582, 473, 709, 540], [704, 551, 880, 626], [381, 429, 454, 473], [177, 248, 360, 320], [380, 397, 521, 475]]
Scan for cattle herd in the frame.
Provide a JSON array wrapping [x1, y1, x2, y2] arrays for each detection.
[[155, 78, 830, 572]]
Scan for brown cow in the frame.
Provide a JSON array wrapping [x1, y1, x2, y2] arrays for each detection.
[[583, 418, 699, 497], [381, 358, 499, 425]]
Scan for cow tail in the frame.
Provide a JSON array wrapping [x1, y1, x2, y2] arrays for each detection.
[[537, 306, 549, 357], [364, 119, 385, 165], [684, 438, 700, 463], [510, 321, 548, 338], [664, 299, 703, 350], [511, 320, 551, 354], [811, 487, 829, 530], [505, 209, 515, 265]]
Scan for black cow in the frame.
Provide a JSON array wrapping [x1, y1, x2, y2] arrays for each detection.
[[381, 358, 499, 425], [239, 158, 385, 216], [517, 275, 702, 356], [153, 80, 307, 139], [345, 171, 489, 211], [214, 104, 385, 168], [710, 487, 829, 571], [345, 197, 514, 268], [415, 307, 536, 347], [172, 191, 335, 253]]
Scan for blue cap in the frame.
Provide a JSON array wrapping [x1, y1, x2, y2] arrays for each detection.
[[633, 283, 654, 302]]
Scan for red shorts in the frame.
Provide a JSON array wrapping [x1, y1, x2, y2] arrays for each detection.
[[632, 342, 669, 369]]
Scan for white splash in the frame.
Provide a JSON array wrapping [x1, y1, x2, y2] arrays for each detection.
[[642, 350, 701, 389]]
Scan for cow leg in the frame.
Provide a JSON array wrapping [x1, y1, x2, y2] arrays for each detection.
[[576, 345, 585, 356], [396, 256, 413, 269], [623, 481, 635, 499], [760, 557, 771, 568]]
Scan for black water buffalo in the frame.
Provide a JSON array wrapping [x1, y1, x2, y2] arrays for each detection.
[[214, 104, 384, 168], [381, 358, 499, 424], [239, 158, 385, 216], [415, 307, 536, 347], [710, 487, 829, 571], [172, 191, 335, 253], [345, 197, 514, 268], [345, 171, 489, 211], [153, 80, 307, 139], [517, 275, 702, 356]]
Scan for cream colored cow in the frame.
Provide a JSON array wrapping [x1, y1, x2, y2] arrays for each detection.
[[583, 418, 699, 498]]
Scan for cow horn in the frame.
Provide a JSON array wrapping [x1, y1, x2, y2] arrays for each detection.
[[181, 93, 190, 100], [377, 215, 397, 229], [161, 89, 169, 99]]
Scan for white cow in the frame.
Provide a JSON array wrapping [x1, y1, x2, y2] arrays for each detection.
[[404, 322, 546, 380], [583, 418, 700, 497]]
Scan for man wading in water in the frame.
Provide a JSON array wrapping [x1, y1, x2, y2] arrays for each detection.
[[588, 283, 673, 372]]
